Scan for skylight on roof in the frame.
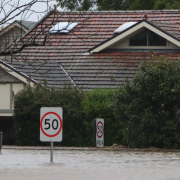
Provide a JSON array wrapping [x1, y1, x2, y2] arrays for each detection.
[[114, 22, 137, 33], [49, 22, 78, 34]]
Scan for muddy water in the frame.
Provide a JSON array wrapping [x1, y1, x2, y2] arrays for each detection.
[[0, 149, 180, 180]]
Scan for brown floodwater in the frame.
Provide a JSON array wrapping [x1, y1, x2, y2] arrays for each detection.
[[0, 149, 180, 180]]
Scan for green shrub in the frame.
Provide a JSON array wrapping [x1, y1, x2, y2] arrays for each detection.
[[13, 84, 86, 146], [114, 59, 180, 148], [14, 58, 180, 149], [81, 88, 124, 146]]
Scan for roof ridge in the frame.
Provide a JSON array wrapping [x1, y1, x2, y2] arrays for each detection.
[[58, 63, 77, 87], [57, 9, 180, 13]]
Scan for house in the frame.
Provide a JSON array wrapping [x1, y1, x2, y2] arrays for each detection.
[[0, 20, 36, 51], [0, 60, 36, 144], [1, 9, 180, 144]]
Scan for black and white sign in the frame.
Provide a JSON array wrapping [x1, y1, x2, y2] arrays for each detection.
[[96, 118, 104, 147], [40, 107, 63, 142]]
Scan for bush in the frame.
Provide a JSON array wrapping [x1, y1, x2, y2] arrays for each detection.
[[114, 59, 180, 148], [81, 88, 124, 146], [13, 83, 86, 146]]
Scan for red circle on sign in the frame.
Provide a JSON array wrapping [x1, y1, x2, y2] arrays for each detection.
[[40, 112, 62, 137], [96, 121, 104, 138]]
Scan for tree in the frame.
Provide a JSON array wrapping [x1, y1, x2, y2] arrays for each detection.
[[127, 0, 180, 10], [13, 83, 86, 146], [0, 0, 50, 26], [114, 58, 180, 149], [57, 0, 180, 11], [97, 0, 128, 10], [0, 0, 61, 86], [0, 0, 92, 77], [0, 0, 54, 56], [81, 88, 123, 146], [127, 0, 154, 10], [153, 0, 180, 10], [56, 0, 91, 11], [56, 0, 128, 11], [0, 0, 79, 80]]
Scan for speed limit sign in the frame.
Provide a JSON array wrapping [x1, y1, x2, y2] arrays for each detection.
[[40, 107, 63, 142], [95, 118, 104, 147]]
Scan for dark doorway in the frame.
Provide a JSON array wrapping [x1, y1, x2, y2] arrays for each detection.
[[0, 116, 15, 145]]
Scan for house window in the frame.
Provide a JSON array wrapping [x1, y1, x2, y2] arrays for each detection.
[[49, 22, 78, 34], [130, 30, 166, 46]]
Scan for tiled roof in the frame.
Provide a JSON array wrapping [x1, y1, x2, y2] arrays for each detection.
[[4, 59, 75, 89], [63, 52, 180, 89], [1, 10, 180, 90], [153, 21, 180, 40]]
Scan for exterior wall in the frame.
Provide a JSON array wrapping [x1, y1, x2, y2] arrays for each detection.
[[0, 26, 26, 51], [0, 84, 11, 110], [0, 68, 25, 116], [0, 68, 26, 144], [0, 83, 25, 116]]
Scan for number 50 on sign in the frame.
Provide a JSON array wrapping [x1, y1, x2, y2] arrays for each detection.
[[94, 118, 104, 147], [40, 107, 63, 142]]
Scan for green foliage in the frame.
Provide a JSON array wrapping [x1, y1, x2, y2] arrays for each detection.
[[153, 0, 180, 9], [96, 0, 128, 10], [56, 0, 128, 11], [14, 84, 123, 147], [114, 59, 180, 148], [13, 83, 86, 146], [127, 0, 180, 10], [127, 0, 155, 10], [14, 59, 180, 149], [57, 0, 180, 11], [81, 88, 124, 146], [57, 85, 86, 146], [56, 0, 92, 11]]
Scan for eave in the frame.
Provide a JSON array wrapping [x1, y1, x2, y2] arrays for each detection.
[[0, 22, 28, 36], [0, 60, 36, 87]]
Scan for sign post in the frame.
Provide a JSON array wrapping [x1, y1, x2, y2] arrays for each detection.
[[0, 132, 3, 154], [40, 107, 63, 162], [94, 118, 104, 147], [50, 141, 53, 162]]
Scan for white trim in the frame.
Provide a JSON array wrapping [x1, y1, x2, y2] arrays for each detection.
[[0, 62, 35, 87], [0, 22, 27, 36], [91, 21, 180, 53], [114, 22, 137, 33], [0, 113, 13, 116]]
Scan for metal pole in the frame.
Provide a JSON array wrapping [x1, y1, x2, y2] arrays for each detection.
[[0, 132, 3, 154], [94, 119, 96, 147], [50, 141, 53, 163]]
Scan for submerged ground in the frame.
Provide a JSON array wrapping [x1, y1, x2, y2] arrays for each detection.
[[1, 146, 180, 180]]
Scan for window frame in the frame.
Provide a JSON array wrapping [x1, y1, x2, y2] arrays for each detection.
[[129, 29, 167, 47]]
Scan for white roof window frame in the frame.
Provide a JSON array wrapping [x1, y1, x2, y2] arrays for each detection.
[[49, 22, 78, 34], [114, 22, 137, 33], [90, 19, 180, 53]]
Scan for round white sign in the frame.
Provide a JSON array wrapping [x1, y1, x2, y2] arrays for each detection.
[[40, 107, 63, 142]]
